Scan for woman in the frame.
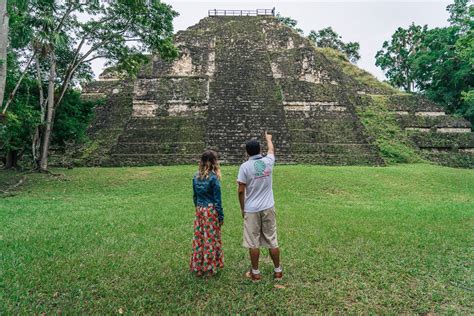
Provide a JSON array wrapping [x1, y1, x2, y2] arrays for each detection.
[[190, 150, 224, 277]]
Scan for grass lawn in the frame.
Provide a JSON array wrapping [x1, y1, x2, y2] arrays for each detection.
[[1, 164, 473, 314]]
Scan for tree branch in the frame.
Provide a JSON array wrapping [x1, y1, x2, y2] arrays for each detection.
[[54, 16, 134, 108], [55, 35, 117, 108], [2, 51, 37, 114], [54, 1, 79, 33], [82, 55, 107, 64], [35, 55, 44, 116]]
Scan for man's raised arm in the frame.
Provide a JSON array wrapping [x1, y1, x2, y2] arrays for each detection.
[[265, 131, 274, 155]]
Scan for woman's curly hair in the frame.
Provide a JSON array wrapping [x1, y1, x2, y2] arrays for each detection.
[[198, 150, 221, 180]]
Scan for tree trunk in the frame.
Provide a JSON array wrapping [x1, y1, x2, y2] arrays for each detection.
[[4, 150, 18, 169], [32, 127, 40, 166], [39, 53, 56, 172], [0, 0, 8, 107], [32, 57, 45, 167]]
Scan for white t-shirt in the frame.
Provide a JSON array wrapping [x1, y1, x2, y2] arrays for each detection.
[[237, 154, 275, 212]]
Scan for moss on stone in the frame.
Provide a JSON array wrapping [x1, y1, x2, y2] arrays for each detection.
[[419, 150, 474, 168], [356, 95, 422, 164], [318, 47, 396, 95], [274, 84, 283, 103]]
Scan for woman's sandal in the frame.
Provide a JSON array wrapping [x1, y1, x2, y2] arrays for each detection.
[[204, 271, 217, 278]]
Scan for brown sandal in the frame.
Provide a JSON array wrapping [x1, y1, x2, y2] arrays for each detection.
[[244, 270, 262, 282], [274, 271, 283, 281]]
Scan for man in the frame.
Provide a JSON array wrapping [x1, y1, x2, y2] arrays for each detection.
[[237, 132, 282, 281]]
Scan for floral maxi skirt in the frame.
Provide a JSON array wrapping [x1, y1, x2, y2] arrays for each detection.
[[190, 205, 224, 273]]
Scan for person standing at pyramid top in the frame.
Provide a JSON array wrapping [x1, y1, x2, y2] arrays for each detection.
[[237, 131, 282, 281]]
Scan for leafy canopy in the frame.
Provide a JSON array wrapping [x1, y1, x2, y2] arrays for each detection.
[[276, 14, 361, 64], [375, 0, 473, 123], [308, 27, 361, 63], [375, 23, 427, 92]]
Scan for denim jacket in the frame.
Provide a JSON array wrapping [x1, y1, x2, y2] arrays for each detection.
[[193, 172, 224, 222]]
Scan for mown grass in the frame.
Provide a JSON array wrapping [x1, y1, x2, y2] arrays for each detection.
[[1, 164, 473, 314]]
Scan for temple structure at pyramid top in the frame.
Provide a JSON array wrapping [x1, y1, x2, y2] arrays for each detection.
[[207, 8, 275, 17]]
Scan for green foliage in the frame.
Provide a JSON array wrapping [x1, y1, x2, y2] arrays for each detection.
[[7, 0, 32, 49], [1, 164, 473, 313], [275, 13, 303, 34], [14, 0, 178, 81], [0, 100, 39, 152], [0, 52, 98, 163], [0, 53, 40, 153], [2, 0, 179, 169], [461, 90, 474, 121], [78, 139, 100, 160], [356, 95, 422, 164], [52, 90, 101, 146], [412, 25, 473, 124], [375, 1, 473, 123], [375, 23, 427, 92], [274, 85, 283, 103], [80, 0, 179, 77], [447, 0, 473, 30], [308, 27, 361, 63], [1, 87, 99, 159]]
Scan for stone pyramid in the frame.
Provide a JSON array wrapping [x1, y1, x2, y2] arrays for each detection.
[[77, 16, 473, 168]]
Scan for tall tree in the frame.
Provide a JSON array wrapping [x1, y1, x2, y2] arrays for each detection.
[[415, 0, 473, 123], [412, 26, 472, 118], [308, 27, 361, 63], [3, 0, 178, 171], [0, 0, 8, 112], [375, 23, 427, 92], [0, 49, 96, 169]]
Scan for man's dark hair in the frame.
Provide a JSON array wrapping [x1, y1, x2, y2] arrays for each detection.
[[245, 139, 261, 156]]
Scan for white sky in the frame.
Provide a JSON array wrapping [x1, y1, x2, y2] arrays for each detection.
[[90, 0, 452, 80]]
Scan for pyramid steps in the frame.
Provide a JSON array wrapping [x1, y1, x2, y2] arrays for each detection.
[[107, 115, 207, 165], [67, 16, 471, 168], [205, 17, 292, 164], [387, 96, 473, 168]]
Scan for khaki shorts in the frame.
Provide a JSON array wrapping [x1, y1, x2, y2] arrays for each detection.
[[243, 207, 279, 249]]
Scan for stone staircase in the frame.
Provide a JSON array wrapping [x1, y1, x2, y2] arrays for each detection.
[[263, 21, 384, 166], [387, 94, 473, 167], [107, 115, 207, 166], [64, 79, 134, 167], [206, 18, 292, 164], [284, 102, 384, 165], [103, 23, 214, 166]]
